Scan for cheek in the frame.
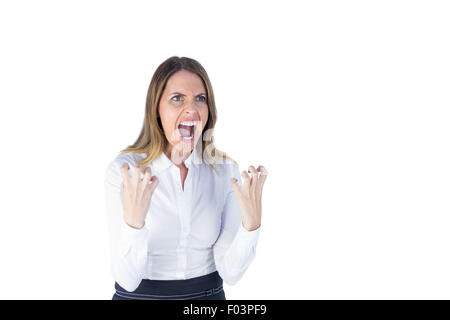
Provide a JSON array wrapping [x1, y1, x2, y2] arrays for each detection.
[[159, 106, 177, 129]]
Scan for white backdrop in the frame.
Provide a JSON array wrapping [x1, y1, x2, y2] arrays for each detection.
[[0, 0, 449, 299]]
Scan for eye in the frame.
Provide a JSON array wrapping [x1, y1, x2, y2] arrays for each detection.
[[171, 95, 183, 102], [197, 95, 207, 102]]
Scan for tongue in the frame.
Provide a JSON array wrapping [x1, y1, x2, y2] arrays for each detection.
[[178, 124, 193, 137]]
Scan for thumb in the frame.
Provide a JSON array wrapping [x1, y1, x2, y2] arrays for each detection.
[[230, 177, 240, 193]]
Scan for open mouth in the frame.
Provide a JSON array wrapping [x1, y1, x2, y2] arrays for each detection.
[[178, 121, 197, 140]]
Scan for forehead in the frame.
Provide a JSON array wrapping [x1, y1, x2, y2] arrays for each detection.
[[165, 70, 205, 94]]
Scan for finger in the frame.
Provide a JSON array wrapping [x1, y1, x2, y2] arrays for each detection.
[[144, 175, 159, 193], [257, 165, 268, 176], [120, 181, 129, 202], [120, 162, 131, 188], [120, 162, 130, 178], [120, 181, 125, 196], [248, 165, 258, 197], [230, 177, 241, 194], [141, 167, 152, 191], [257, 165, 268, 187], [241, 170, 251, 191], [132, 164, 142, 187]]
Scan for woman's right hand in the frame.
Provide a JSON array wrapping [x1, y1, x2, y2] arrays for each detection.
[[120, 163, 159, 229]]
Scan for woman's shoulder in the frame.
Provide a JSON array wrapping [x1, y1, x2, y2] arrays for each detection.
[[105, 152, 147, 177], [210, 157, 240, 180], [114, 151, 146, 165], [209, 158, 242, 197]]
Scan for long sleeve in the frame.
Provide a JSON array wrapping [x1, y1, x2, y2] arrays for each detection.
[[213, 163, 261, 285], [104, 158, 151, 292]]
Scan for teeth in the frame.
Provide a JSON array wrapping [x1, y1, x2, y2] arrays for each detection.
[[179, 121, 197, 126], [179, 120, 196, 140]]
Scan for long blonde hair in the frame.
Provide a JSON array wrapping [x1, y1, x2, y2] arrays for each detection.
[[119, 56, 236, 175]]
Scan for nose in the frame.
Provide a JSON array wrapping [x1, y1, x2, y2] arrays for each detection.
[[182, 99, 197, 115]]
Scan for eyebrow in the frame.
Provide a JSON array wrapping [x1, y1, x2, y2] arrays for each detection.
[[169, 91, 206, 96]]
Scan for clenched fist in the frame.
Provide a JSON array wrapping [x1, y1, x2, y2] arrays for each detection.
[[120, 163, 159, 229]]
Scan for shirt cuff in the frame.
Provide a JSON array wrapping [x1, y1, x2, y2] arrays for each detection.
[[118, 219, 150, 258], [236, 222, 261, 248]]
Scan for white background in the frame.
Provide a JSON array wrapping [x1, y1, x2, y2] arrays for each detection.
[[0, 0, 449, 299]]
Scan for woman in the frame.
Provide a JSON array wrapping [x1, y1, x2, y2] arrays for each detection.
[[104, 56, 268, 300]]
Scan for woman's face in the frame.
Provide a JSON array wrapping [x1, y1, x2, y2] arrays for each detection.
[[158, 70, 209, 160]]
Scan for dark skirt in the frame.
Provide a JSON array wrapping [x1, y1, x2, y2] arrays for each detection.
[[112, 271, 226, 300]]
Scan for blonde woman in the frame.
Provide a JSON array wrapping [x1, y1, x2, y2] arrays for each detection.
[[104, 56, 268, 300]]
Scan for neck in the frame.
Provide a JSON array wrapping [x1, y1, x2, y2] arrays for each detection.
[[164, 145, 192, 168]]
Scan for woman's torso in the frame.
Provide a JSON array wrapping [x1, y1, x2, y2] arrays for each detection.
[[115, 151, 232, 280]]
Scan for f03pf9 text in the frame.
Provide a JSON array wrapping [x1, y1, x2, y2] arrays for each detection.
[[227, 304, 266, 315]]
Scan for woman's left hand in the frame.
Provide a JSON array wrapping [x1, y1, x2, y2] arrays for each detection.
[[230, 165, 268, 231]]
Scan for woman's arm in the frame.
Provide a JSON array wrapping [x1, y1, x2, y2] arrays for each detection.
[[213, 163, 262, 285], [104, 158, 153, 292]]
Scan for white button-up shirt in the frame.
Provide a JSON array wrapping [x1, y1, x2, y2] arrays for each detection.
[[104, 147, 261, 292]]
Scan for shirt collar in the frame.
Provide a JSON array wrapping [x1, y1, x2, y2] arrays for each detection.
[[150, 144, 202, 173], [185, 143, 202, 168]]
